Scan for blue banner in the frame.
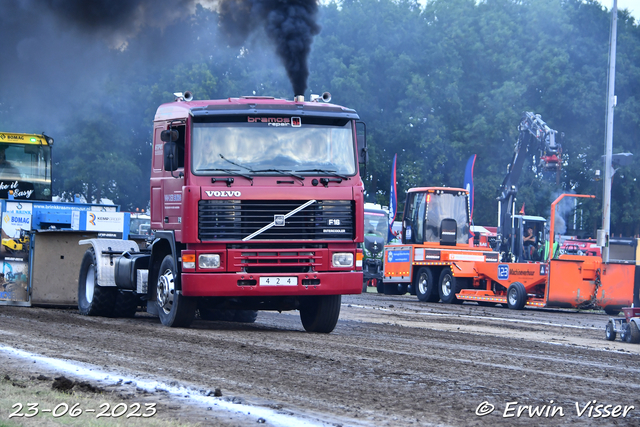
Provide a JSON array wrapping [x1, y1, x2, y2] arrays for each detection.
[[463, 154, 476, 222], [387, 250, 410, 263], [388, 154, 397, 242]]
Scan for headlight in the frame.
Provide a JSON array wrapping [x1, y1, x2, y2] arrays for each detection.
[[332, 252, 353, 267], [363, 248, 371, 257], [198, 254, 221, 269]]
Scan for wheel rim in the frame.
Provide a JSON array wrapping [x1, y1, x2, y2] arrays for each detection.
[[157, 268, 176, 315], [85, 264, 95, 303], [418, 273, 428, 295], [441, 274, 452, 297], [508, 288, 517, 306]]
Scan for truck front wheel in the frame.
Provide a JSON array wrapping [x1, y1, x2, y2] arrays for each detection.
[[299, 295, 341, 333], [78, 248, 116, 317], [155, 254, 196, 327]]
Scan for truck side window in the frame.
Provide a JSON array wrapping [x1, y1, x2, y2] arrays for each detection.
[[403, 192, 425, 244], [172, 125, 186, 169], [413, 192, 426, 243]]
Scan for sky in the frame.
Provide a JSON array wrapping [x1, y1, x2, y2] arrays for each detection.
[[599, 0, 639, 22], [414, 0, 639, 22]]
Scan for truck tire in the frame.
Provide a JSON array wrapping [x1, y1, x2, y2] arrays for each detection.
[[438, 267, 462, 304], [605, 320, 617, 341], [299, 295, 341, 333], [507, 282, 527, 310], [155, 254, 196, 327], [200, 308, 258, 323], [604, 306, 621, 316], [78, 248, 116, 317], [628, 321, 640, 344], [362, 280, 368, 293], [397, 284, 408, 295], [383, 283, 400, 295], [415, 267, 439, 302], [376, 279, 384, 294], [113, 290, 139, 318]]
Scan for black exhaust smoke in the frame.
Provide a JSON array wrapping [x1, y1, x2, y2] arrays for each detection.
[[7, 1, 319, 100], [217, 0, 320, 97]]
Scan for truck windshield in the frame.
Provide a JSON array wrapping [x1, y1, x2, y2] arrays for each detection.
[[425, 192, 470, 244], [0, 143, 52, 201], [364, 210, 388, 238], [191, 122, 356, 176]]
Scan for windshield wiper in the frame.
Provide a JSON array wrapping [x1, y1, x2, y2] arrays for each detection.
[[198, 168, 253, 184], [219, 154, 255, 172], [253, 168, 305, 181], [220, 155, 304, 183], [295, 169, 349, 180]]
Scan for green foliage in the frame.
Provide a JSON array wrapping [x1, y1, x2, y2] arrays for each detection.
[[4, 0, 638, 236]]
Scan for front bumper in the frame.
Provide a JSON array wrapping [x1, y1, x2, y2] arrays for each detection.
[[181, 271, 363, 297]]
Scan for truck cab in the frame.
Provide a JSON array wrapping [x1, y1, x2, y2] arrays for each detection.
[[78, 93, 367, 333]]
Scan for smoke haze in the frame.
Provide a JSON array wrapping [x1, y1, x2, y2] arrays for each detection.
[[0, 0, 320, 134]]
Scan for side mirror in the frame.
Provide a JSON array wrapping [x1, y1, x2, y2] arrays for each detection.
[[163, 141, 178, 172], [356, 121, 368, 164], [161, 129, 179, 143]]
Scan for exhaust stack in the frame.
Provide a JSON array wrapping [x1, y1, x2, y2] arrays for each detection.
[[295, 95, 304, 102]]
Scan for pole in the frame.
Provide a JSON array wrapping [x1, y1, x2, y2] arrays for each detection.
[[602, 0, 617, 264]]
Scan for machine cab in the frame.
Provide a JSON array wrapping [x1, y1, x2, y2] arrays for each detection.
[[402, 187, 470, 247]]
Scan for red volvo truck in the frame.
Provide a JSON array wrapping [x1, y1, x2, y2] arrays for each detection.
[[77, 92, 366, 333]]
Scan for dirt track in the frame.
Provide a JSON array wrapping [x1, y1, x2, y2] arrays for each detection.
[[1, 290, 639, 426]]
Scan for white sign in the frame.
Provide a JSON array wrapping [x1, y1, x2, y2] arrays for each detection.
[[85, 212, 125, 232]]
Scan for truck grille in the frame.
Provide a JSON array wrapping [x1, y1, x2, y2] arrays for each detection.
[[199, 200, 354, 241]]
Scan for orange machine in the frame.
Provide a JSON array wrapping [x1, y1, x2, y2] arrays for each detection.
[[384, 190, 637, 313]]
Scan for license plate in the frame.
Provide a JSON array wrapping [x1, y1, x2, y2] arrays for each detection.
[[259, 276, 298, 286]]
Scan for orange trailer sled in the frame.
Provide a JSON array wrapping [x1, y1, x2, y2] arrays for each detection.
[[384, 190, 637, 312]]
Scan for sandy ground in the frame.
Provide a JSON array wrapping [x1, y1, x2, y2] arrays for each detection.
[[0, 290, 639, 426]]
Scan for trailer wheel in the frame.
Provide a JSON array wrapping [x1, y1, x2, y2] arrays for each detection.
[[628, 321, 640, 344], [78, 248, 116, 317], [376, 279, 385, 294], [113, 290, 139, 318], [507, 282, 527, 310], [299, 295, 341, 333], [415, 267, 439, 302], [621, 323, 631, 343], [439, 268, 462, 304], [605, 320, 617, 341], [155, 254, 196, 327]]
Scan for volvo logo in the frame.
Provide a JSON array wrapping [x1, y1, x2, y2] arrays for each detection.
[[205, 190, 241, 197]]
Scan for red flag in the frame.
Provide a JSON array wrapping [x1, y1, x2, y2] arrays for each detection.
[[519, 203, 525, 214]]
